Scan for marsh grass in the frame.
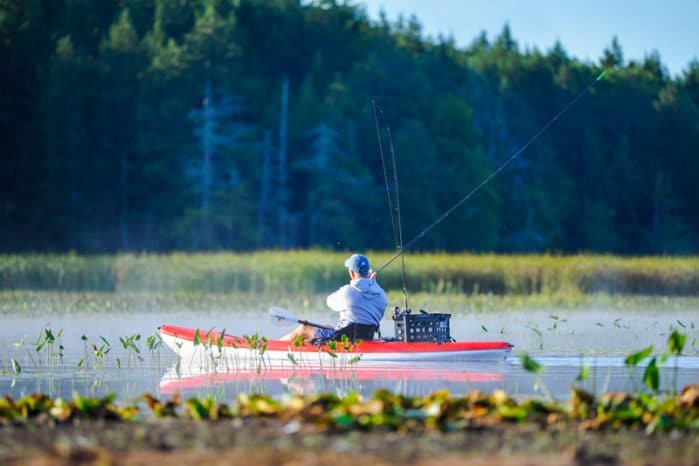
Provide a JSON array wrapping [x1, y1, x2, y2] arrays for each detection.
[[2, 252, 698, 296]]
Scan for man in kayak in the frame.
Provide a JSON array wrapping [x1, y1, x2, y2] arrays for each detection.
[[280, 254, 388, 342]]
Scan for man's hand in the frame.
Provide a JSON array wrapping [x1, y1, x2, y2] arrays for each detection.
[[369, 269, 377, 280]]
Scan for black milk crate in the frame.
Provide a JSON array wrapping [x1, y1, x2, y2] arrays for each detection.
[[392, 309, 452, 342]]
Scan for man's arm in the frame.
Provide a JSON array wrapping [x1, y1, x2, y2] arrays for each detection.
[[326, 285, 349, 312]]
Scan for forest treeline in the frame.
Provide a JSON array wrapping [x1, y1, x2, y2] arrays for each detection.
[[2, 0, 698, 254]]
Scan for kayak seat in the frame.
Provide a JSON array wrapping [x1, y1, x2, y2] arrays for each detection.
[[314, 323, 377, 344]]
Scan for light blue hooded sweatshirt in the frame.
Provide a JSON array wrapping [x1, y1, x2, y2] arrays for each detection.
[[326, 278, 388, 328]]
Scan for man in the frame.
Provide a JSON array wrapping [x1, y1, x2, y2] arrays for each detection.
[[280, 254, 388, 342]]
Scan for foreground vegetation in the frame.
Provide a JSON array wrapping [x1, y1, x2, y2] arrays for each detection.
[[2, 252, 699, 295], [1, 384, 698, 434], [2, 409, 698, 466]]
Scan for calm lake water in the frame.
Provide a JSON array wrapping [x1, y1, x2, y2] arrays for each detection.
[[1, 302, 697, 402]]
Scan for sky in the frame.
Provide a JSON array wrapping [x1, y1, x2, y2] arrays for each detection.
[[359, 0, 698, 77]]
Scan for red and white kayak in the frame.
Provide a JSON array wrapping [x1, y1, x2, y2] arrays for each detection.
[[159, 325, 512, 366]]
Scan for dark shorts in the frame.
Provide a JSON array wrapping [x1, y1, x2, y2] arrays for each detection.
[[313, 323, 378, 342], [314, 327, 336, 340]]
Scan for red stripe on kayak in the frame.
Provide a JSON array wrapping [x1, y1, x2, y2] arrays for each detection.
[[159, 324, 512, 353]]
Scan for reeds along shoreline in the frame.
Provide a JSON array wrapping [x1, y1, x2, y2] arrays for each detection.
[[1, 252, 698, 296]]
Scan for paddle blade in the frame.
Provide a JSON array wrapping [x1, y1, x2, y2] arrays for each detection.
[[269, 306, 298, 326]]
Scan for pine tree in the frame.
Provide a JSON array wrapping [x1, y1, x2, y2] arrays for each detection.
[[98, 9, 147, 251], [184, 82, 252, 248]]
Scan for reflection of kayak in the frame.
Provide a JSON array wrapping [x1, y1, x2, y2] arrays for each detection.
[[159, 324, 512, 365], [159, 362, 505, 395]]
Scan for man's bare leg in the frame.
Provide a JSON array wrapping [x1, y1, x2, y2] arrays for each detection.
[[280, 324, 316, 341]]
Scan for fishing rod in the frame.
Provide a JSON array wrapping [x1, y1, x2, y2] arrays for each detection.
[[386, 124, 409, 310], [372, 100, 400, 255], [373, 100, 410, 310], [375, 69, 608, 274]]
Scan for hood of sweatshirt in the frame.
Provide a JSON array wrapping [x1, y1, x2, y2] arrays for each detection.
[[350, 278, 385, 296]]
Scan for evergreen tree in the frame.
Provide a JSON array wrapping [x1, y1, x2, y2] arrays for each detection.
[[0, 0, 51, 250], [38, 35, 101, 250], [97, 9, 148, 250], [601, 36, 624, 69], [182, 83, 253, 249], [1, 0, 697, 254]]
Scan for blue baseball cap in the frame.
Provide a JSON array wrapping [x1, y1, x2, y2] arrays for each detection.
[[344, 254, 370, 275]]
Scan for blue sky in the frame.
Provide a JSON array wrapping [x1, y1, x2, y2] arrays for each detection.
[[359, 0, 698, 77]]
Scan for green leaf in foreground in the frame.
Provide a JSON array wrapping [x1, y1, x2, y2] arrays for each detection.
[[624, 346, 653, 367], [643, 357, 659, 392], [576, 364, 590, 382], [668, 330, 686, 356], [520, 353, 544, 374], [11, 358, 21, 374]]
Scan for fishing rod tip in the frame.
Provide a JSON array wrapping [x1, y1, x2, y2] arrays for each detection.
[[596, 70, 607, 81]]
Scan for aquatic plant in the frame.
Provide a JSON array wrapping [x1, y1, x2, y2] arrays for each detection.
[[242, 332, 269, 373], [0, 392, 137, 426], [619, 330, 689, 394], [145, 332, 163, 366], [575, 358, 590, 384], [624, 345, 654, 392], [520, 353, 553, 400], [10, 358, 20, 375], [91, 337, 111, 370], [118, 333, 144, 368], [34, 328, 64, 369], [184, 396, 233, 421], [142, 393, 180, 418], [667, 329, 687, 393], [526, 324, 544, 350], [0, 386, 696, 433], [569, 384, 699, 433], [77, 335, 89, 370]]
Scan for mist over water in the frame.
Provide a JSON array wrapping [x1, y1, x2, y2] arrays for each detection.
[[0, 299, 697, 402]]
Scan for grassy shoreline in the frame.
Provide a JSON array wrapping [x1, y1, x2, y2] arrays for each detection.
[[2, 252, 699, 296], [2, 290, 699, 316]]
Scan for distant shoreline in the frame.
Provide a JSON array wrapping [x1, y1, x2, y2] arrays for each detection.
[[2, 252, 698, 297]]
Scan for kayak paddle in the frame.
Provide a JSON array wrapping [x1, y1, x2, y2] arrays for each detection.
[[268, 307, 334, 330]]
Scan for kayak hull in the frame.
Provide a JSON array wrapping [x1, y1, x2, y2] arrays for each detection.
[[159, 324, 512, 366]]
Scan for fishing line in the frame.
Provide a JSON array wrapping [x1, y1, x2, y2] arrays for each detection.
[[385, 122, 409, 310], [376, 70, 608, 274], [372, 100, 400, 250], [373, 101, 410, 309]]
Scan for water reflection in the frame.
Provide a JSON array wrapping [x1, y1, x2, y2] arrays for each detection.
[[159, 361, 508, 398], [1, 354, 696, 402], [156, 356, 698, 401]]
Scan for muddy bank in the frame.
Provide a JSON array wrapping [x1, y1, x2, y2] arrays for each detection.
[[2, 419, 697, 466]]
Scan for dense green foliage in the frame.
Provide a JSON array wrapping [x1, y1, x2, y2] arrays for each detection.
[[2, 252, 699, 295], [2, 0, 698, 253]]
